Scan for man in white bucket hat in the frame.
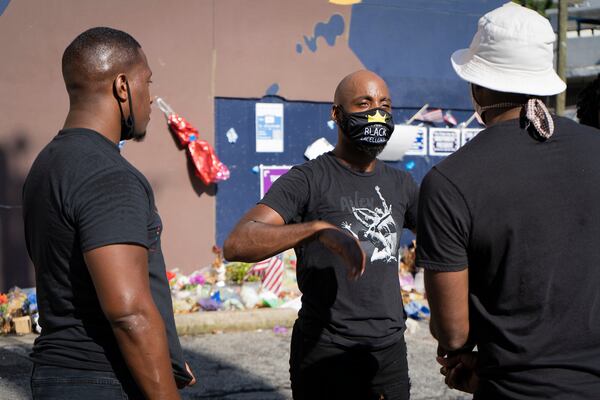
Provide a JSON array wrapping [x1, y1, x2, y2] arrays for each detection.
[[416, 2, 600, 398]]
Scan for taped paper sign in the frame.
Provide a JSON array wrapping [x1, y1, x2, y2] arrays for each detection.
[[305, 137, 334, 160], [404, 125, 428, 157], [461, 128, 482, 146], [378, 125, 424, 161], [256, 103, 284, 153], [429, 128, 460, 156]]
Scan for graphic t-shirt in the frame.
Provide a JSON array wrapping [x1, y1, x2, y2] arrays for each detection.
[[416, 117, 600, 399], [22, 128, 191, 387], [261, 152, 418, 348]]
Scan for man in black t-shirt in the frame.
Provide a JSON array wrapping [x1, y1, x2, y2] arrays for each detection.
[[23, 28, 194, 399], [577, 74, 600, 129], [417, 3, 600, 399], [224, 70, 418, 400]]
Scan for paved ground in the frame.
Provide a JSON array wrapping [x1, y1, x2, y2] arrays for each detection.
[[0, 321, 471, 399]]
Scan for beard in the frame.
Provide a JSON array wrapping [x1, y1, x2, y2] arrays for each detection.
[[354, 142, 387, 159]]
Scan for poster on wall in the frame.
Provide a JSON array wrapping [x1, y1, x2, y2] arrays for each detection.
[[404, 125, 428, 156], [260, 165, 293, 198], [378, 124, 423, 161], [255, 103, 284, 153], [428, 128, 460, 156], [461, 128, 482, 146]]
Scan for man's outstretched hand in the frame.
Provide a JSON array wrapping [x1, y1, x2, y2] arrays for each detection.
[[316, 227, 366, 279]]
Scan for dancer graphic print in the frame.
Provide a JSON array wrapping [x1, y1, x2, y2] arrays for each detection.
[[341, 186, 398, 263]]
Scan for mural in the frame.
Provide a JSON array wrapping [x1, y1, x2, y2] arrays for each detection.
[[0, 0, 11, 16], [329, 0, 362, 4], [0, 0, 507, 278], [214, 0, 506, 247], [297, 14, 345, 54], [348, 0, 502, 109], [265, 83, 280, 96]]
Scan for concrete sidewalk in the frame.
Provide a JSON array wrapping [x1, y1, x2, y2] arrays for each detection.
[[0, 317, 470, 400], [2, 307, 420, 338], [0, 308, 298, 339], [175, 308, 298, 335]]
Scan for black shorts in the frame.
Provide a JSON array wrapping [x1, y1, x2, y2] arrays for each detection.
[[289, 324, 410, 400]]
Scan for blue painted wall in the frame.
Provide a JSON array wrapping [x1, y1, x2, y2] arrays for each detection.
[[215, 97, 479, 246], [0, 0, 11, 16], [349, 0, 505, 109], [215, 1, 507, 247]]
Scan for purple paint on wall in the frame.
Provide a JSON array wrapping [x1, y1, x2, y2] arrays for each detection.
[[260, 165, 292, 198]]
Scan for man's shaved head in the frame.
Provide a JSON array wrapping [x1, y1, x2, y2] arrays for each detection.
[[61, 27, 153, 143], [62, 27, 143, 94], [334, 70, 389, 106]]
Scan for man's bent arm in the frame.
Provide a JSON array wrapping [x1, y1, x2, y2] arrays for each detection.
[[85, 244, 180, 400], [224, 204, 329, 261], [224, 204, 365, 278], [425, 269, 470, 353]]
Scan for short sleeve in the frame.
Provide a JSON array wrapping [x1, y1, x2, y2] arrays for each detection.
[[74, 168, 150, 252], [259, 167, 310, 223], [403, 174, 419, 230], [416, 168, 470, 272]]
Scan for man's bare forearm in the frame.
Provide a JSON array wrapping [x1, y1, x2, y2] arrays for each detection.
[[224, 219, 330, 262], [224, 204, 365, 277], [110, 307, 180, 400], [425, 269, 470, 352], [84, 245, 181, 399]]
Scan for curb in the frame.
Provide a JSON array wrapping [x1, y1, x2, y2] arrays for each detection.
[[175, 307, 298, 335]]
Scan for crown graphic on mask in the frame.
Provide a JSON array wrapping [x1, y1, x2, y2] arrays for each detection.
[[367, 110, 389, 124]]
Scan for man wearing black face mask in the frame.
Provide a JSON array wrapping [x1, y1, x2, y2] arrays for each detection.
[[22, 27, 195, 399], [335, 105, 394, 157], [224, 70, 418, 399]]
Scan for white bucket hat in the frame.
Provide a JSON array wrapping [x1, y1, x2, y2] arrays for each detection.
[[451, 2, 566, 96]]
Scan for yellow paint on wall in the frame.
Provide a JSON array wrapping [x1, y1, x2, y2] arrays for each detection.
[[329, 0, 361, 5]]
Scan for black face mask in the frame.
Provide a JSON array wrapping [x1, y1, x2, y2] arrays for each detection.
[[336, 106, 395, 146], [116, 80, 136, 141]]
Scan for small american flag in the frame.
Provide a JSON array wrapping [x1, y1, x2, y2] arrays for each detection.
[[248, 256, 284, 294], [415, 108, 444, 124], [474, 112, 485, 125], [443, 111, 458, 127]]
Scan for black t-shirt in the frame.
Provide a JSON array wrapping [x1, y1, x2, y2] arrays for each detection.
[[260, 152, 418, 349], [416, 117, 600, 399], [22, 128, 191, 387]]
